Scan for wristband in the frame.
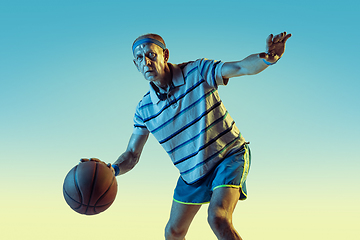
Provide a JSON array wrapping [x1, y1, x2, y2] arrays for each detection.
[[262, 58, 277, 65], [112, 164, 120, 176]]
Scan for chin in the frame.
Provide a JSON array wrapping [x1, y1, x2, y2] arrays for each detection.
[[144, 75, 158, 82]]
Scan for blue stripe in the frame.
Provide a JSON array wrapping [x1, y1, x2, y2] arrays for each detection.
[[212, 61, 221, 88], [141, 102, 153, 108], [143, 79, 205, 123], [134, 113, 144, 122], [167, 111, 229, 154], [174, 121, 236, 165], [179, 133, 240, 175], [185, 66, 198, 79], [151, 89, 217, 134], [139, 67, 199, 112], [139, 93, 152, 109], [139, 66, 198, 111], [159, 101, 222, 144], [141, 91, 150, 100], [200, 60, 211, 77], [183, 137, 242, 185]]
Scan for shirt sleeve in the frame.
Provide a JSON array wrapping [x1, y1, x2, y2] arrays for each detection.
[[132, 102, 150, 135], [197, 58, 227, 88]]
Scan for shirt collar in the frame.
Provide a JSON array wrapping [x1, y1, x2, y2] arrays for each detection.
[[149, 63, 185, 104]]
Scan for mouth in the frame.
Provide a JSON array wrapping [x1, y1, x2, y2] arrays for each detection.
[[145, 70, 154, 75]]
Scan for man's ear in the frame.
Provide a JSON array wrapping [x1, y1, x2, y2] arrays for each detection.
[[163, 49, 169, 62], [133, 59, 140, 72]]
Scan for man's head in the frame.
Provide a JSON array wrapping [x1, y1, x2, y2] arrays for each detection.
[[132, 34, 170, 86]]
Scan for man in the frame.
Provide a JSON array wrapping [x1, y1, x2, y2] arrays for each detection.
[[83, 32, 291, 240]]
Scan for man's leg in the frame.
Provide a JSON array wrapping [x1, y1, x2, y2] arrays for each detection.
[[165, 200, 201, 240], [208, 187, 243, 240]]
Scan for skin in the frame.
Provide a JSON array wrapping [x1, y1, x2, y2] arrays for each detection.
[[222, 32, 292, 80], [84, 32, 291, 240], [133, 42, 171, 90]]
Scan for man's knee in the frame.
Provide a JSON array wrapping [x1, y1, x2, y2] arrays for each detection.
[[207, 206, 232, 231], [165, 222, 186, 240]]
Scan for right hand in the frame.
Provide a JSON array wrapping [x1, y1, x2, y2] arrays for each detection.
[[80, 158, 115, 175]]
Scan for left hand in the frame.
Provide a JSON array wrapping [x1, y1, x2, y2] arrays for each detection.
[[80, 158, 115, 175], [259, 32, 292, 63]]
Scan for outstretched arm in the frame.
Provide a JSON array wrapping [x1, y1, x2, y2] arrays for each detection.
[[221, 32, 291, 80], [112, 133, 149, 175]]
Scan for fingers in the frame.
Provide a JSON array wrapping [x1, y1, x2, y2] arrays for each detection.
[[79, 158, 103, 163], [108, 164, 116, 175], [89, 158, 101, 162], [265, 34, 275, 57], [273, 32, 284, 43], [80, 158, 113, 171], [107, 163, 114, 170], [266, 34, 273, 46], [273, 32, 291, 44], [283, 33, 292, 43]]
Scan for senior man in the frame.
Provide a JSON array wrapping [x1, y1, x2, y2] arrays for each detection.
[[89, 31, 291, 240]]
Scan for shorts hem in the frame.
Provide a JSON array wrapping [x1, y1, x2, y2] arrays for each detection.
[[240, 189, 248, 201], [173, 198, 210, 205], [213, 185, 248, 201], [212, 184, 240, 191]]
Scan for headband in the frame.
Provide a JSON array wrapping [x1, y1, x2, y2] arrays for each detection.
[[132, 38, 166, 53]]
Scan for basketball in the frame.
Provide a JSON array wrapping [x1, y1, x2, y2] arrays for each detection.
[[63, 160, 118, 215]]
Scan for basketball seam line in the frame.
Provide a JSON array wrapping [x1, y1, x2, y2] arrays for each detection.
[[93, 175, 117, 214], [85, 162, 98, 214], [74, 165, 83, 208]]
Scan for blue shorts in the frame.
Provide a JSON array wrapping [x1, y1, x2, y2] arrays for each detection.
[[173, 143, 251, 205]]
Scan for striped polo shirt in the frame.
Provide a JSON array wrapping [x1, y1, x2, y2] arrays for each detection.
[[133, 58, 246, 184]]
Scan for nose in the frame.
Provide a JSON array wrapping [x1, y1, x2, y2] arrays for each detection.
[[144, 56, 151, 66]]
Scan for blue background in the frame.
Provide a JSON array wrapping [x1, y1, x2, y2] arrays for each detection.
[[1, 0, 359, 239]]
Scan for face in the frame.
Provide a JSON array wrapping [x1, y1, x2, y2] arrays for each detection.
[[133, 43, 169, 83]]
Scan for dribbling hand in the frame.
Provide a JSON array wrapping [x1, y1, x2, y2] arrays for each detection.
[[80, 158, 116, 175]]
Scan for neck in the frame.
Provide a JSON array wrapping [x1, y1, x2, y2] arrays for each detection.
[[152, 64, 172, 91]]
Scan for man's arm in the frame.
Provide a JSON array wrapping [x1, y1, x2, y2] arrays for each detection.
[[113, 133, 149, 175], [221, 32, 292, 80]]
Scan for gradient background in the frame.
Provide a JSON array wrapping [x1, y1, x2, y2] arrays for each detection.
[[1, 0, 359, 239]]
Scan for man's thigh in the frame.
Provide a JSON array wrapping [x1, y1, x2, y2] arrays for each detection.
[[166, 200, 201, 232], [209, 187, 241, 216]]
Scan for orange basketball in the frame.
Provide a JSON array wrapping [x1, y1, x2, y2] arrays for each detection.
[[63, 160, 117, 215]]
